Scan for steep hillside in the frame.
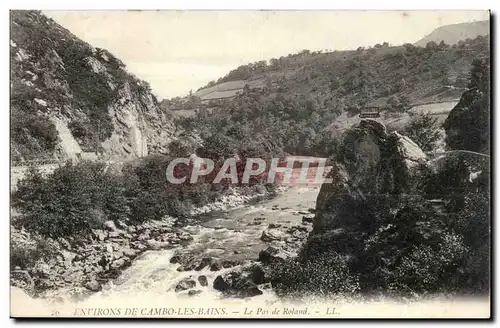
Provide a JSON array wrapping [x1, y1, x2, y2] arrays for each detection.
[[10, 11, 175, 162], [414, 20, 490, 47]]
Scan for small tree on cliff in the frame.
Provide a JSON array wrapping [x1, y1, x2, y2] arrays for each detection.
[[404, 113, 441, 152]]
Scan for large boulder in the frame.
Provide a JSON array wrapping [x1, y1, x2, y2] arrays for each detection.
[[84, 279, 102, 292], [314, 120, 428, 233], [213, 265, 266, 298], [258, 246, 297, 265], [175, 277, 196, 292]]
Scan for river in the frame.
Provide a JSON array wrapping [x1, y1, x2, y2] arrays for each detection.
[[10, 156, 490, 319]]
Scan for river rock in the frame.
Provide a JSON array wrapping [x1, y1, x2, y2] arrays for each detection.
[[84, 279, 102, 292], [198, 275, 208, 287], [31, 261, 52, 278], [121, 247, 137, 258], [136, 233, 150, 241], [103, 220, 117, 231], [130, 241, 147, 251], [146, 239, 169, 250], [115, 220, 129, 230], [259, 246, 296, 264], [92, 229, 107, 242], [247, 221, 262, 226], [57, 237, 72, 250], [213, 266, 265, 298], [302, 216, 314, 224], [210, 262, 222, 271], [105, 244, 114, 254], [108, 231, 121, 239], [188, 289, 203, 296], [111, 258, 129, 270], [190, 257, 213, 271], [97, 255, 109, 269], [175, 278, 196, 292], [260, 229, 286, 242]]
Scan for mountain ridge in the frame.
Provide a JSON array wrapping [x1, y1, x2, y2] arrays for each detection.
[[414, 19, 489, 47]]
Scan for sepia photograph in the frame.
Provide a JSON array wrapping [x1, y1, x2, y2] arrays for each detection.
[[8, 8, 491, 319]]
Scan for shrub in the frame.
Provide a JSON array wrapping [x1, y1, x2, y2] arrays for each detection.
[[10, 239, 55, 270], [403, 113, 441, 151], [11, 110, 59, 154], [12, 162, 129, 238], [270, 252, 360, 298]]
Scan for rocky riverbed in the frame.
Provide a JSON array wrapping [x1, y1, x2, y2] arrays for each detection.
[[10, 183, 322, 304], [10, 186, 292, 299]]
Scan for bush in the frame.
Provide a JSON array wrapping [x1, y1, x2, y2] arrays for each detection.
[[12, 162, 129, 238], [270, 252, 360, 298], [403, 113, 441, 151], [11, 110, 59, 154], [10, 239, 55, 270]]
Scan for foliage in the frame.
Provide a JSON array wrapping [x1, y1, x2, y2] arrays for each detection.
[[270, 252, 360, 298], [12, 163, 130, 238], [403, 113, 442, 151], [10, 239, 55, 270], [11, 109, 59, 159]]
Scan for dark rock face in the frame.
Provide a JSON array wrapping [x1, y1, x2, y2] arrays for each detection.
[[443, 88, 490, 153]]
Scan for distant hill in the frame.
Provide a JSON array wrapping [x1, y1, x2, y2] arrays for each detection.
[[414, 20, 489, 47], [165, 35, 489, 111], [171, 35, 489, 157]]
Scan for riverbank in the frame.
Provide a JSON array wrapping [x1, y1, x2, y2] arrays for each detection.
[[10, 184, 279, 300]]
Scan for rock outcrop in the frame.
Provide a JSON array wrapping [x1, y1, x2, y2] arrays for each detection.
[[292, 114, 490, 295], [314, 119, 428, 233], [443, 88, 489, 154], [10, 11, 175, 161]]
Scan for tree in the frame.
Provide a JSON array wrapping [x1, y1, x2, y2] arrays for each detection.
[[468, 58, 489, 92], [426, 41, 438, 50], [403, 113, 442, 151]]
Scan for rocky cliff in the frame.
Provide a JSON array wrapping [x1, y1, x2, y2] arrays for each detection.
[[443, 58, 490, 154], [10, 11, 175, 162]]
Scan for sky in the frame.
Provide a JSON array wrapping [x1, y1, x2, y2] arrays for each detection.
[[44, 10, 489, 100]]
